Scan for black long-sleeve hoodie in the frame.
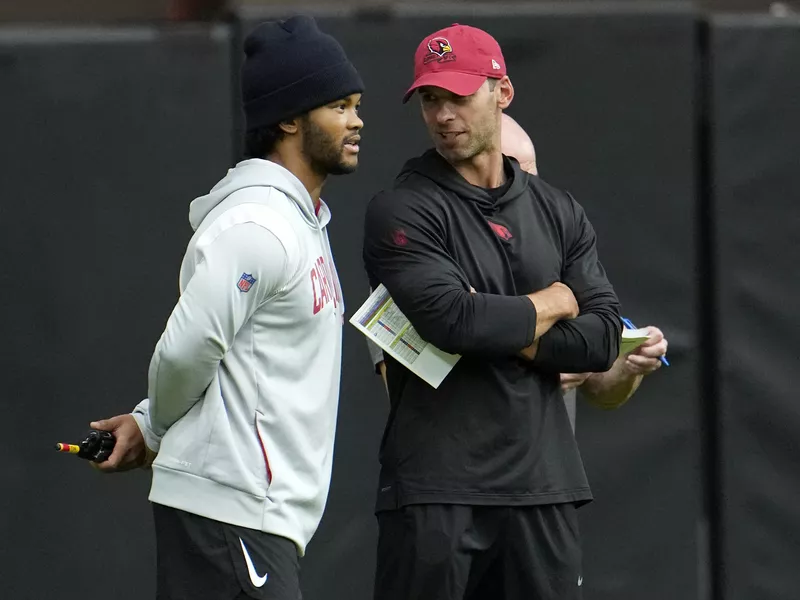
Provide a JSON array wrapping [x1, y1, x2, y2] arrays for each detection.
[[363, 149, 621, 511]]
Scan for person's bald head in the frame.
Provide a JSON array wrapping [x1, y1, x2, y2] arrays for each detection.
[[501, 113, 537, 175]]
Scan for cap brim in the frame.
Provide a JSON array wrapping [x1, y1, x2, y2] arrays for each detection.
[[402, 71, 487, 104]]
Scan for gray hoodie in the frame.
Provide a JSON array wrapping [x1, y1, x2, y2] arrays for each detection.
[[132, 159, 344, 554]]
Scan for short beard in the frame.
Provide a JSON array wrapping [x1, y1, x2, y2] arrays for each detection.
[[433, 103, 499, 164], [436, 125, 495, 164], [300, 117, 356, 176]]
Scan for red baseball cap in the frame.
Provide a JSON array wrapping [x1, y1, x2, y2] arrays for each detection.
[[403, 23, 506, 103]]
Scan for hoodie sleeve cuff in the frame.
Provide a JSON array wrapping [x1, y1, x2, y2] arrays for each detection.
[[131, 398, 162, 454]]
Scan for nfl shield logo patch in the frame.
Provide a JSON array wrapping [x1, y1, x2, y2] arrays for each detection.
[[237, 273, 256, 293]]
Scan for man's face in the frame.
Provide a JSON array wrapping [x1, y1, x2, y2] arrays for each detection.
[[418, 80, 500, 164], [300, 93, 363, 175]]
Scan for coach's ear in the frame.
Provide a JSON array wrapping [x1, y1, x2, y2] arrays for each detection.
[[495, 76, 514, 111]]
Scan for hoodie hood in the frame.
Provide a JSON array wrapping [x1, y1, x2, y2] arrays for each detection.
[[189, 159, 326, 231], [397, 149, 528, 215]]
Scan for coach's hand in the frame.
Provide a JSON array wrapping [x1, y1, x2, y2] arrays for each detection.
[[560, 372, 591, 392], [89, 414, 154, 473], [550, 282, 579, 320]]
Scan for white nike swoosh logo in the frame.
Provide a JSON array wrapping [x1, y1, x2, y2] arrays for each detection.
[[239, 537, 268, 588]]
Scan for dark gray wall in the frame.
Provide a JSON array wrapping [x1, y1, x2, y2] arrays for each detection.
[[712, 15, 800, 600], [0, 24, 233, 600]]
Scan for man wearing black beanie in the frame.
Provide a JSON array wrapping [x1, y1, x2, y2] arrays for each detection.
[[87, 16, 364, 600], [241, 15, 365, 178]]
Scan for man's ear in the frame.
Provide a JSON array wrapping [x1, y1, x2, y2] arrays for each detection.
[[278, 118, 300, 135], [496, 76, 514, 111]]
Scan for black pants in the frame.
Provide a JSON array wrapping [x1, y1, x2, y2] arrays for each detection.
[[374, 503, 583, 600], [153, 503, 302, 600]]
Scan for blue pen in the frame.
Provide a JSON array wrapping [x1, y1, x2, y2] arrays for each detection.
[[621, 317, 669, 366]]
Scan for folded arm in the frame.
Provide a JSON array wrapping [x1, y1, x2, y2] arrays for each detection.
[[532, 196, 622, 373], [363, 190, 538, 356]]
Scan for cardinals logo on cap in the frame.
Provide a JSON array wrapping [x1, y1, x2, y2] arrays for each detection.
[[424, 37, 456, 64], [428, 37, 452, 56]]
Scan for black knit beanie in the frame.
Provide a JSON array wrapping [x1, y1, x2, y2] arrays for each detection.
[[242, 16, 365, 131]]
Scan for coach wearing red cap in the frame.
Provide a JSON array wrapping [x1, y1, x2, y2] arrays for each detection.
[[363, 24, 622, 599]]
